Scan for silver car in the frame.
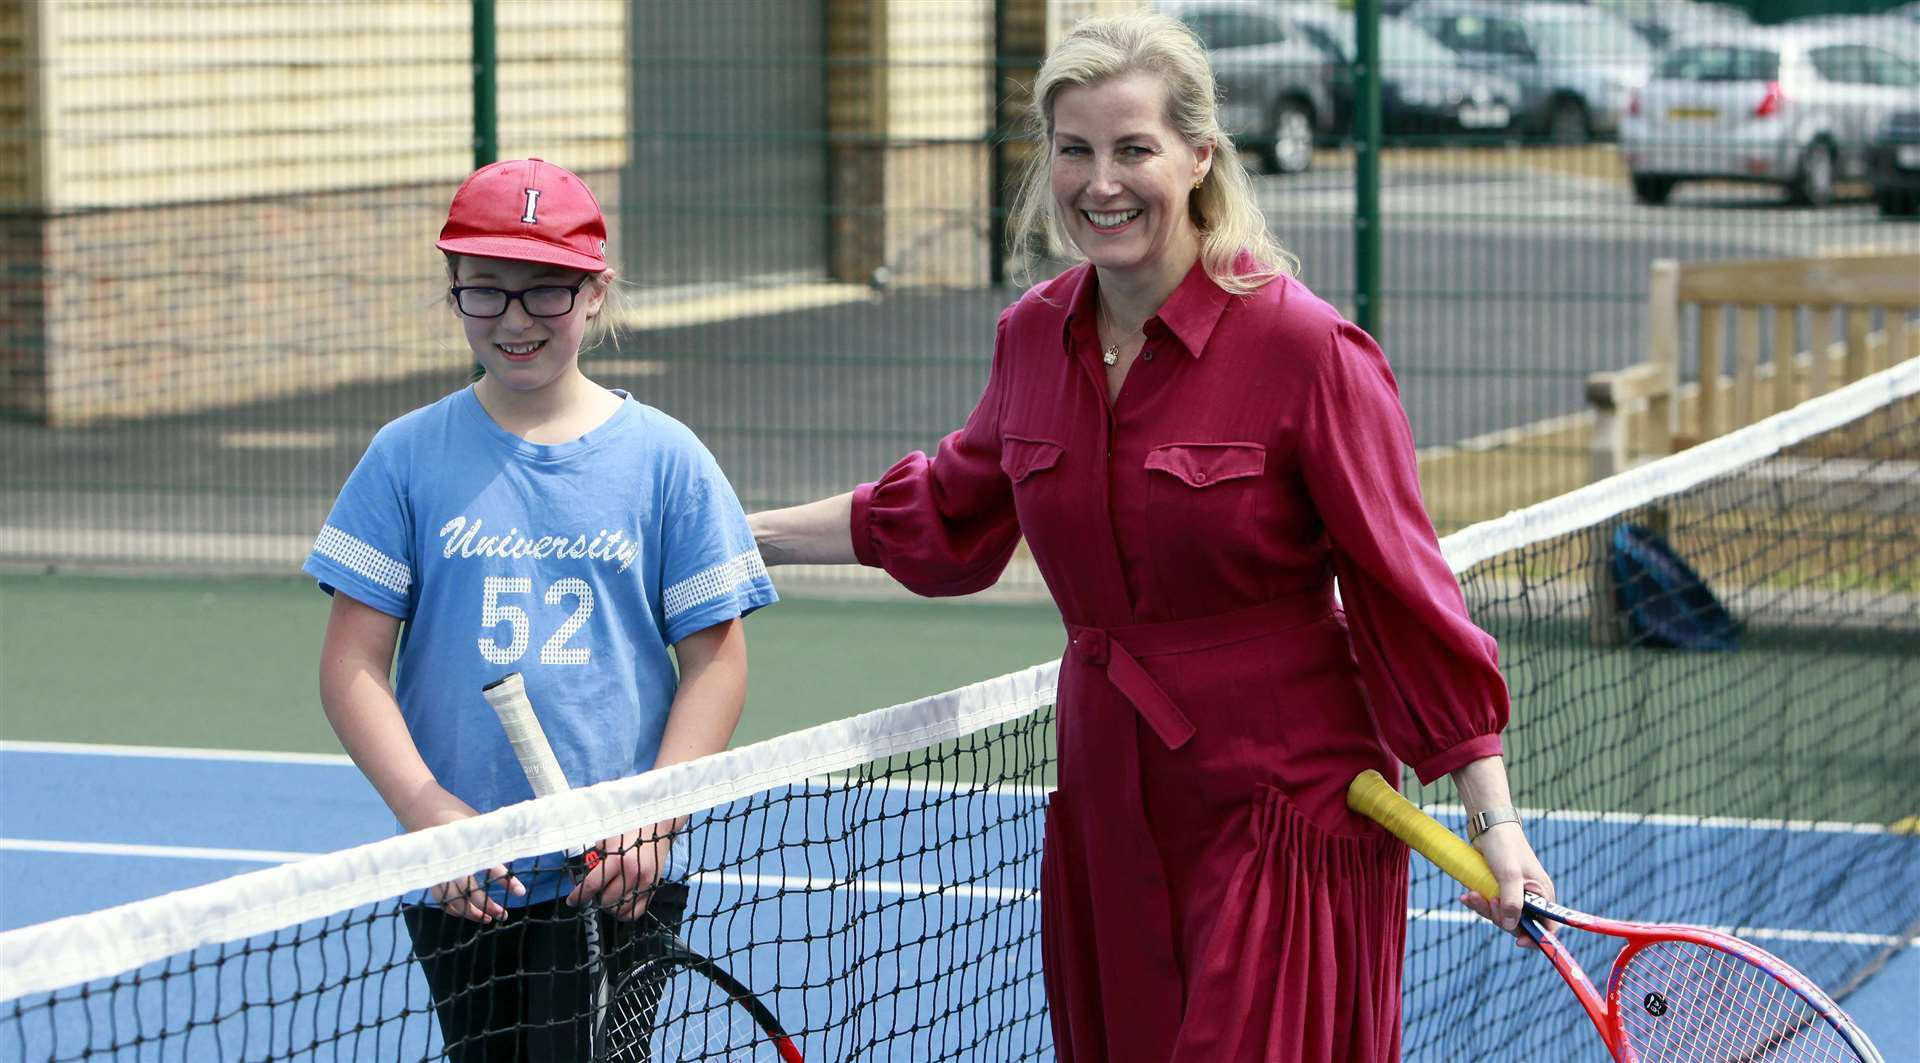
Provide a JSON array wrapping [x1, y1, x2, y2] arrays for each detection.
[[1167, 0, 1339, 174], [1406, 0, 1654, 143], [1620, 28, 1920, 206]]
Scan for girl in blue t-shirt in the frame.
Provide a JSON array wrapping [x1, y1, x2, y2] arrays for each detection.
[[306, 158, 776, 1061]]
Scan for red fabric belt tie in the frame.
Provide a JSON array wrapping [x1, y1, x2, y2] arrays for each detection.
[[1052, 586, 1340, 1061], [1065, 586, 1337, 750]]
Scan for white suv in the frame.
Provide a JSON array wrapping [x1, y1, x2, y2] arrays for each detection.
[[1620, 28, 1920, 206]]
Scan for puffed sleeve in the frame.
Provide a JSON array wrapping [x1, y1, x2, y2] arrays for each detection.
[[850, 313, 1022, 597], [1301, 322, 1509, 784]]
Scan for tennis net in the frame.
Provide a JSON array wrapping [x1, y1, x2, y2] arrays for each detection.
[[2, 359, 1914, 1062]]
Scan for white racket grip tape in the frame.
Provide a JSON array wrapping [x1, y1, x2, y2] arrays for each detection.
[[481, 672, 573, 798]]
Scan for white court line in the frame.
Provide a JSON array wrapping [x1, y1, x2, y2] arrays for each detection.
[[2, 838, 1906, 951], [1, 742, 1896, 835], [0, 838, 321, 865], [1423, 804, 1897, 837], [0, 740, 351, 767], [1407, 907, 1914, 950]]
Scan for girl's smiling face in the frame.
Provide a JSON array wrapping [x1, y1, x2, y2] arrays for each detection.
[[1049, 72, 1211, 283], [452, 255, 606, 394]]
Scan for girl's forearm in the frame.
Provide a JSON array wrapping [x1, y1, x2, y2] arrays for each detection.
[[321, 664, 469, 831], [748, 492, 858, 566], [654, 620, 750, 830], [319, 599, 468, 832]]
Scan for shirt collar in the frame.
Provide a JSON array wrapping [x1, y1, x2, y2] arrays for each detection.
[[1059, 257, 1234, 360]]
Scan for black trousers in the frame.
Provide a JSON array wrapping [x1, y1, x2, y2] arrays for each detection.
[[402, 880, 689, 1063]]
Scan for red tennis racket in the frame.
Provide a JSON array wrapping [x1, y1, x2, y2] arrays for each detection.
[[1348, 770, 1884, 1063]]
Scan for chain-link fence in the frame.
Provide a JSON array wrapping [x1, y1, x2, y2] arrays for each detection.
[[2, 0, 1916, 583]]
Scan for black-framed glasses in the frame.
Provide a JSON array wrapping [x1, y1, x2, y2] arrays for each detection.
[[450, 280, 586, 319]]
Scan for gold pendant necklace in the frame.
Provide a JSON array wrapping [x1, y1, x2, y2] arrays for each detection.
[[1098, 299, 1128, 367]]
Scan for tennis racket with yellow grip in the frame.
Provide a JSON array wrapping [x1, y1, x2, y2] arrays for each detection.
[[1346, 770, 1884, 1063]]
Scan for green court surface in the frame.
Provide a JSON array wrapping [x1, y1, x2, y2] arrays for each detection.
[[1490, 623, 1918, 824], [5, 572, 1911, 827], [0, 573, 1066, 754]]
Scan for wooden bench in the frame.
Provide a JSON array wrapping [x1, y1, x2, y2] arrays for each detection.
[[1580, 254, 1918, 644], [1586, 254, 1919, 480]]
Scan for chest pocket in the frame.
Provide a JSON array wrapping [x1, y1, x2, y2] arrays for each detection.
[[1144, 442, 1265, 488], [1144, 441, 1268, 539], [1002, 434, 1064, 484]]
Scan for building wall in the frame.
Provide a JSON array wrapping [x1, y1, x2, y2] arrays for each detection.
[[30, 1, 626, 210], [3, 0, 625, 425], [2, 0, 1147, 424]]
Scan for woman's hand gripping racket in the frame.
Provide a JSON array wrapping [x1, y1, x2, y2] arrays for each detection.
[[1347, 770, 1885, 1063], [482, 673, 802, 1063]]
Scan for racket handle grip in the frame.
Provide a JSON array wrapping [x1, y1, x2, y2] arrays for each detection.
[[1348, 770, 1502, 900], [569, 845, 607, 883]]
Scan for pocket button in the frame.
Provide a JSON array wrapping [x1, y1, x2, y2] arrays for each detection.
[[1193, 470, 1208, 484]]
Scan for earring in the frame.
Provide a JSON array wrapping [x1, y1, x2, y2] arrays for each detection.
[[1193, 178, 1204, 189]]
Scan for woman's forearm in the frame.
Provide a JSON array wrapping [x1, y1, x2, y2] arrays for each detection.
[[1449, 754, 1515, 820], [748, 492, 858, 566]]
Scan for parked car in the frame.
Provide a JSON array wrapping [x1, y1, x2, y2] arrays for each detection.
[[1282, 7, 1523, 141], [1868, 108, 1920, 215], [1406, 0, 1655, 143], [1619, 28, 1920, 206], [1167, 0, 1338, 173], [1785, 14, 1920, 61], [1580, 0, 1751, 50]]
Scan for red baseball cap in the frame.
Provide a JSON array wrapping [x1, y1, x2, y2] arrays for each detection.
[[436, 157, 609, 272]]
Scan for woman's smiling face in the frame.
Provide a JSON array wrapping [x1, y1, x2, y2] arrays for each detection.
[[1049, 72, 1211, 282]]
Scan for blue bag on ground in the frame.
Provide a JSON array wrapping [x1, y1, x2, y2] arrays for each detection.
[[1609, 522, 1740, 651]]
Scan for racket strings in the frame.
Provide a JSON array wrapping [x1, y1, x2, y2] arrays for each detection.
[[606, 963, 787, 1062], [1615, 941, 1862, 1062]]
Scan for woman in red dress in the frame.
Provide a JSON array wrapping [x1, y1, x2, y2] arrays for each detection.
[[750, 12, 1554, 1062]]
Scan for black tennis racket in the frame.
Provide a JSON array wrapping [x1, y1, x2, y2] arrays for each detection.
[[481, 673, 613, 1049], [482, 672, 801, 1062], [606, 936, 802, 1062]]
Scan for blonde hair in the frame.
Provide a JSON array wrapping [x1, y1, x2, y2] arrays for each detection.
[[443, 252, 627, 354], [1006, 11, 1296, 294]]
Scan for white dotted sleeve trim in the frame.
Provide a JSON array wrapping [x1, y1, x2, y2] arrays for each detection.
[[662, 548, 770, 624], [312, 525, 412, 597]]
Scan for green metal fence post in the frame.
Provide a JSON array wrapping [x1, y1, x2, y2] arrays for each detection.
[[1353, 0, 1382, 338], [990, 0, 1009, 287], [471, 0, 497, 169]]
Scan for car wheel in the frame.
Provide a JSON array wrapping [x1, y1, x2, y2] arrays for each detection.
[[1632, 175, 1676, 206], [1266, 101, 1315, 175], [1547, 99, 1590, 145], [1788, 143, 1835, 207], [1876, 189, 1918, 217]]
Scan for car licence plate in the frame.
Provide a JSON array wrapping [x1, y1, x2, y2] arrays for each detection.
[[1460, 104, 1510, 129], [1899, 144, 1920, 169], [1667, 107, 1719, 121]]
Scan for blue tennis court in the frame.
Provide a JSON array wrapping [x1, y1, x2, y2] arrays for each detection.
[[3, 742, 1914, 1062]]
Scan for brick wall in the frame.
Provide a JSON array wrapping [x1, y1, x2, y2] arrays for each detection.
[[3, 1, 625, 425], [8, 171, 620, 425]]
